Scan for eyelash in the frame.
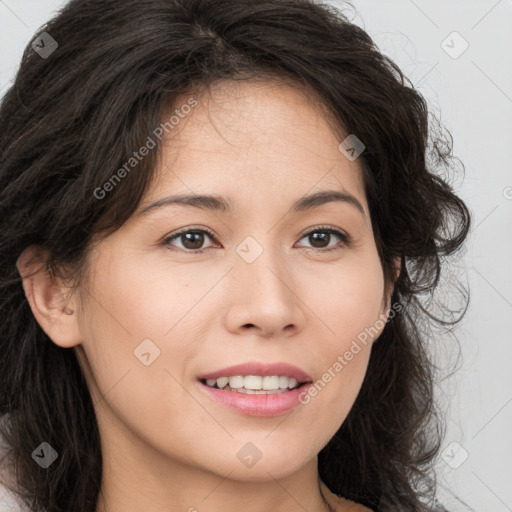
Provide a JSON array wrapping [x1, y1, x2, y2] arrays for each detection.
[[162, 225, 351, 254]]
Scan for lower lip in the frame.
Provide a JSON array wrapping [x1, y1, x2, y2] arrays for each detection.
[[197, 380, 313, 417]]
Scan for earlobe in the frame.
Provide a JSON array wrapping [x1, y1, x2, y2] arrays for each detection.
[[16, 245, 82, 348]]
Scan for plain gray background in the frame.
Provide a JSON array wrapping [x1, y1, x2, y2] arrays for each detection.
[[0, 1, 511, 511]]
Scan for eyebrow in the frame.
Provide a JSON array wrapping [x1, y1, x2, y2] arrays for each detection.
[[137, 190, 366, 218]]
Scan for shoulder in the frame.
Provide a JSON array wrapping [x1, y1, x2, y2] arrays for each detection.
[[0, 434, 26, 512], [0, 467, 25, 512], [320, 479, 375, 512], [0, 485, 25, 512]]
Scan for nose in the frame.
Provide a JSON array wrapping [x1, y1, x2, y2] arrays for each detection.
[[223, 239, 306, 338]]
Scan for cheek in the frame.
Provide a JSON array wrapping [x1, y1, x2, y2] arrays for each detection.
[[81, 255, 198, 340], [302, 251, 385, 342], [76, 257, 211, 398], [297, 252, 385, 416]]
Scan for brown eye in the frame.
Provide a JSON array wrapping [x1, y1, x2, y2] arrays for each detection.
[[177, 231, 207, 250], [297, 226, 350, 251], [163, 228, 218, 253], [308, 231, 331, 248], [162, 225, 350, 254]]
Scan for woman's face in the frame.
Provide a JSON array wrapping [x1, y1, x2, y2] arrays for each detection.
[[71, 80, 392, 481]]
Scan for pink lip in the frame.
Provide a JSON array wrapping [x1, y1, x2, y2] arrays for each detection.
[[196, 361, 313, 383], [197, 381, 314, 417]]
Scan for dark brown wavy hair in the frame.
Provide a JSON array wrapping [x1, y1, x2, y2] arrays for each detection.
[[0, 0, 470, 510]]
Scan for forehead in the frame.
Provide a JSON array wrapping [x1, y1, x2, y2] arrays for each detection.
[[166, 79, 344, 150], [148, 79, 367, 205]]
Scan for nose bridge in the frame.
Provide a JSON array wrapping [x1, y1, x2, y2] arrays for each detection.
[[225, 232, 302, 335], [234, 233, 292, 304]]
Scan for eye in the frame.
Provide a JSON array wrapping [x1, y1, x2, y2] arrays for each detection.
[[162, 225, 351, 254], [162, 226, 218, 253], [295, 225, 350, 252]]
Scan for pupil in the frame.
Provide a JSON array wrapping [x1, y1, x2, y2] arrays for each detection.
[[310, 232, 329, 248], [183, 232, 204, 250]]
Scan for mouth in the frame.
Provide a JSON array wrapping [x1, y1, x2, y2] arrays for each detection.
[[197, 377, 314, 417], [199, 375, 309, 394], [196, 362, 314, 416]]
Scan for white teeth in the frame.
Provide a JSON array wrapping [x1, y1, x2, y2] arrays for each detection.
[[262, 376, 280, 390], [244, 375, 262, 390], [278, 376, 289, 389], [228, 376, 244, 389], [204, 375, 302, 391], [216, 376, 229, 389], [287, 377, 298, 389]]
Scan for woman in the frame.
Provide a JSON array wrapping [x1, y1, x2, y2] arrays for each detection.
[[0, 0, 470, 511]]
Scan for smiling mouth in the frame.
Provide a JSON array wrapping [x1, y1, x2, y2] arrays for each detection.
[[199, 377, 310, 394]]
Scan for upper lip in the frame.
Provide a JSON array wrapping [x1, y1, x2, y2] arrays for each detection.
[[197, 362, 313, 383]]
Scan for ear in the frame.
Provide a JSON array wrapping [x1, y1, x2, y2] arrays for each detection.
[[380, 256, 401, 316], [391, 256, 401, 285], [16, 245, 82, 348]]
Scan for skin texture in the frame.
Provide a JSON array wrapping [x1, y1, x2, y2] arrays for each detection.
[[16, 80, 396, 512]]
